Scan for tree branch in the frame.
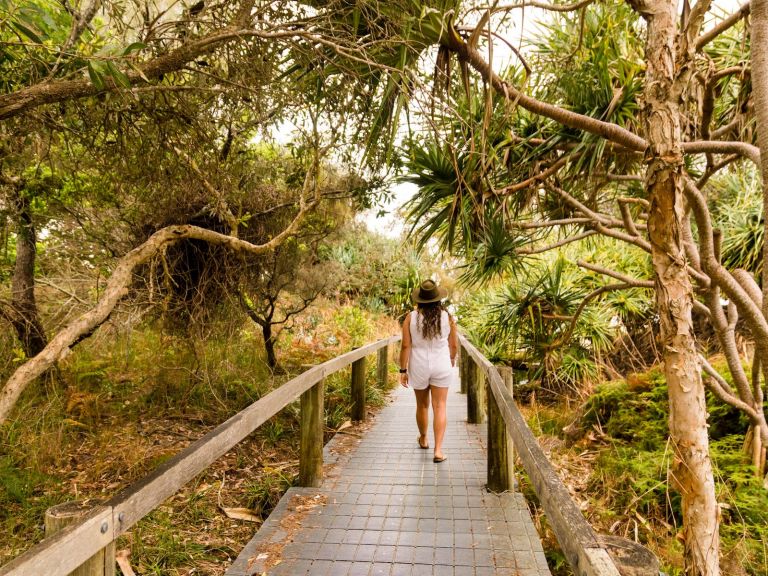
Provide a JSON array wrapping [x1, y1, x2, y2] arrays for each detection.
[[516, 230, 597, 255], [684, 178, 768, 344], [448, 33, 649, 152], [696, 2, 752, 51], [483, 0, 596, 13], [0, 206, 317, 424]]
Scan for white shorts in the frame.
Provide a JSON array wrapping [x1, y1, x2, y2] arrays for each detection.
[[409, 366, 457, 390]]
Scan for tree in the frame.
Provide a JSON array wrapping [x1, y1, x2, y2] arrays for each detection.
[[0, 0, 416, 421], [396, 3, 768, 574]]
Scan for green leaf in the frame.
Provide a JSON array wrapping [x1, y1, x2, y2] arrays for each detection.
[[87, 61, 105, 90], [106, 62, 131, 88], [122, 42, 146, 56], [11, 21, 43, 44]]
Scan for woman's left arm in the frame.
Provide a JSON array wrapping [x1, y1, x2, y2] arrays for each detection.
[[448, 314, 458, 367]]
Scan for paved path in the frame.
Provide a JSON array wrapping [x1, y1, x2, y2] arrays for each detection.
[[227, 378, 552, 576]]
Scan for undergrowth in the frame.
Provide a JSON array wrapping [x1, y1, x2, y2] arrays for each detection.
[[0, 302, 398, 573], [522, 362, 767, 576]]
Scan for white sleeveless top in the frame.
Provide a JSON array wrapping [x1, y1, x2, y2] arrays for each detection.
[[408, 310, 456, 390]]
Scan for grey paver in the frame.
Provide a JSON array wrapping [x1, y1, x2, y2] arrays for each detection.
[[225, 377, 551, 576]]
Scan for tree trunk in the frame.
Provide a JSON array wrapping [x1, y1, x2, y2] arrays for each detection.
[[756, 0, 768, 295], [642, 2, 720, 575], [10, 192, 47, 358], [752, 0, 768, 486], [262, 323, 279, 370]]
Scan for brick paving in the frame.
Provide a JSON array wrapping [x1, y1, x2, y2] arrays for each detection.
[[226, 378, 552, 576]]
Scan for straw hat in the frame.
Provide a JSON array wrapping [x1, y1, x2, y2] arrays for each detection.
[[412, 279, 448, 304]]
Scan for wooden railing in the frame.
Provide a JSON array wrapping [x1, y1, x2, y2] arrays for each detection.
[[460, 334, 624, 576], [0, 336, 400, 576]]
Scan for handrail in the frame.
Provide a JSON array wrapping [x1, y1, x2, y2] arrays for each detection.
[[0, 335, 400, 576], [460, 334, 622, 576]]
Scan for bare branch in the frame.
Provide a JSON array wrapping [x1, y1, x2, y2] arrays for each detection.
[[0, 209, 318, 424], [576, 260, 654, 287], [511, 217, 593, 229], [482, 0, 596, 13], [497, 154, 571, 195], [449, 33, 649, 152], [545, 282, 651, 351], [682, 140, 761, 166], [36, 279, 90, 305], [619, 201, 640, 236], [516, 230, 597, 255], [684, 178, 768, 343], [700, 356, 755, 411], [696, 2, 752, 51], [710, 117, 742, 140]]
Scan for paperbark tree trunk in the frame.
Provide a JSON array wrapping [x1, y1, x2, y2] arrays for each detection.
[[10, 191, 47, 358], [752, 0, 768, 484], [641, 1, 720, 574]]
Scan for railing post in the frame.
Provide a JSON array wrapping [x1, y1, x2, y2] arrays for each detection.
[[459, 347, 469, 394], [488, 367, 515, 492], [351, 356, 367, 421], [45, 502, 115, 576], [499, 366, 516, 489], [376, 344, 388, 388], [467, 360, 485, 424], [299, 379, 324, 487]]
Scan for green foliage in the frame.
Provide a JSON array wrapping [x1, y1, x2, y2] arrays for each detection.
[[323, 224, 428, 317], [574, 369, 767, 574], [243, 468, 293, 515], [460, 255, 623, 394], [710, 167, 764, 277], [129, 508, 211, 575]]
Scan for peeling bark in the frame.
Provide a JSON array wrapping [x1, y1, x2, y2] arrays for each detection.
[[752, 0, 768, 486], [641, 1, 720, 574]]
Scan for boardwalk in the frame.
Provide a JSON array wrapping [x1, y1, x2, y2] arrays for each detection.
[[227, 378, 552, 576]]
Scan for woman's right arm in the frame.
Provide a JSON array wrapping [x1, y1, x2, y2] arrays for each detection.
[[399, 312, 412, 387]]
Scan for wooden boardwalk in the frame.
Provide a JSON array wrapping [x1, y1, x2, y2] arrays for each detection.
[[227, 378, 552, 576]]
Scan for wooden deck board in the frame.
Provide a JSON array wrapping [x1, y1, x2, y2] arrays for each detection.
[[226, 379, 552, 576]]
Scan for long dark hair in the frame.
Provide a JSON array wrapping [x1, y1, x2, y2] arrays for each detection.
[[417, 301, 443, 340]]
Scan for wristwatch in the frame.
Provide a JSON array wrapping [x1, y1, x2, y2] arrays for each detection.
[[399, 368, 408, 373]]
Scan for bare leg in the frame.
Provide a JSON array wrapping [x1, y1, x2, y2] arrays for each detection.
[[430, 386, 449, 459], [414, 388, 430, 447]]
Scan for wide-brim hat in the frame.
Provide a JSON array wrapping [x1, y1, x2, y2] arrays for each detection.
[[412, 279, 448, 304]]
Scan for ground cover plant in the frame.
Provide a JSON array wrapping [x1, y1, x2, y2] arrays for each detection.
[[0, 300, 399, 573], [515, 363, 767, 576]]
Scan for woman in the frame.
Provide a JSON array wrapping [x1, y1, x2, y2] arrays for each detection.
[[399, 279, 458, 463]]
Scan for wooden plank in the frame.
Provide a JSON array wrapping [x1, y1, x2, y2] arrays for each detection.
[[45, 501, 115, 576], [460, 335, 621, 576], [107, 366, 324, 532], [108, 338, 400, 532], [498, 366, 516, 491], [467, 360, 485, 424], [0, 507, 113, 576], [0, 336, 402, 576], [299, 380, 324, 487], [459, 347, 469, 394], [487, 385, 511, 493], [376, 345, 388, 388], [351, 357, 367, 422], [580, 548, 623, 576]]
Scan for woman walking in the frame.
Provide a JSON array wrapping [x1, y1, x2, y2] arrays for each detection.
[[399, 279, 458, 463]]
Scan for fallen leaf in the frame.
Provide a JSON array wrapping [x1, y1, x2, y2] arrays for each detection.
[[221, 507, 262, 523]]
